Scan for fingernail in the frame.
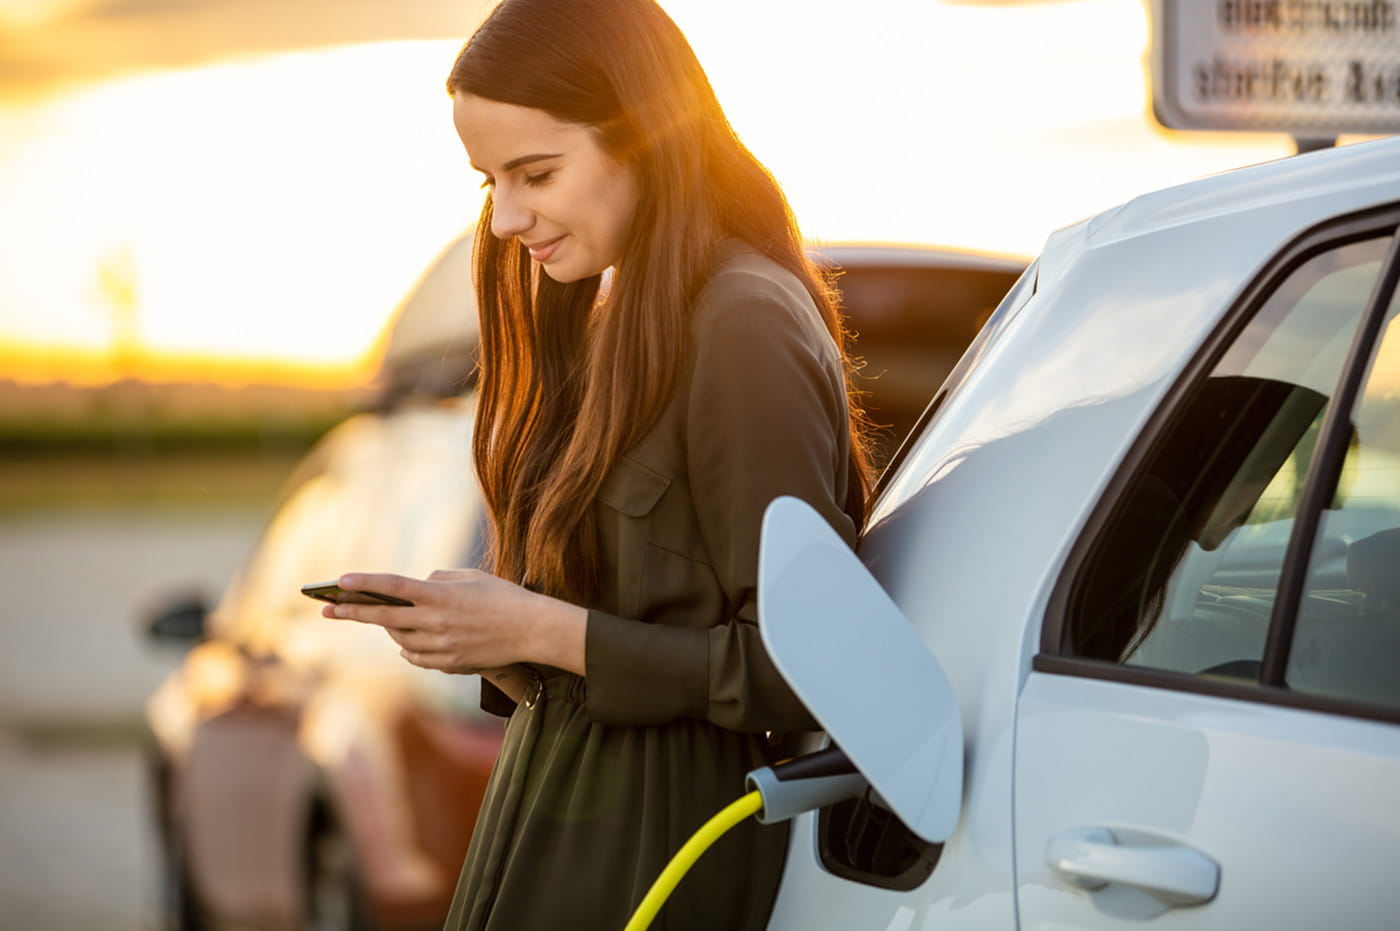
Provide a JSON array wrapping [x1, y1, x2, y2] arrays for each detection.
[[334, 605, 347, 618]]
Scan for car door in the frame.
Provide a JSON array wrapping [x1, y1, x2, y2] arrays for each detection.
[[1015, 209, 1400, 927]]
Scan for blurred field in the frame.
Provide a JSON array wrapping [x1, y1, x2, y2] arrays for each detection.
[[0, 451, 301, 515]]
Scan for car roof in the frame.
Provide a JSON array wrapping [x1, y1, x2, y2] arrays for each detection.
[[815, 242, 1029, 275], [375, 231, 480, 405], [1087, 135, 1400, 248], [1036, 135, 1400, 297]]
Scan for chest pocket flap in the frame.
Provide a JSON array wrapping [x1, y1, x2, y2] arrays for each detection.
[[597, 456, 671, 517]]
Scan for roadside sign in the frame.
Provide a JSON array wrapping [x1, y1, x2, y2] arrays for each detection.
[[1150, 0, 1400, 136]]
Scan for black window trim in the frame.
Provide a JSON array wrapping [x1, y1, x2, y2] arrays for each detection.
[[1037, 201, 1400, 728], [1031, 654, 1400, 727]]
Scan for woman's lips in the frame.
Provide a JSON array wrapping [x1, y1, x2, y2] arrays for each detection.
[[526, 236, 564, 263]]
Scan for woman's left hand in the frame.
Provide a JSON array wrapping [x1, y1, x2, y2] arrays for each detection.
[[323, 569, 587, 676]]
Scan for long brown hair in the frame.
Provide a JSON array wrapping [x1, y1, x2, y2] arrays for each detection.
[[447, 0, 872, 601]]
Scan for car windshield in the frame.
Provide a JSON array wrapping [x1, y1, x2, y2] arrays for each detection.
[[868, 258, 1039, 523], [211, 403, 483, 668]]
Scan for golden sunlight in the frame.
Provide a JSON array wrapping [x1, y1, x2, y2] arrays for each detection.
[[0, 0, 82, 28], [667, 0, 1293, 251], [0, 0, 1301, 387], [0, 40, 481, 385]]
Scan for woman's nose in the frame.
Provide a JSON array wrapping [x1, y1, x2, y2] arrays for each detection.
[[490, 189, 533, 240]]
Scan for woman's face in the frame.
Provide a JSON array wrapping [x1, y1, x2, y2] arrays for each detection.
[[453, 93, 641, 283]]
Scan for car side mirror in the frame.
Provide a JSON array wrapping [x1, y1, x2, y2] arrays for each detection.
[[758, 496, 963, 843], [144, 591, 208, 644]]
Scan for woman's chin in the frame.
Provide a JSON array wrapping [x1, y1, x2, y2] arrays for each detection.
[[539, 263, 580, 283], [539, 258, 606, 284]]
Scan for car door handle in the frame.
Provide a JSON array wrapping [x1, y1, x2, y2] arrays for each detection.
[[1045, 827, 1220, 906]]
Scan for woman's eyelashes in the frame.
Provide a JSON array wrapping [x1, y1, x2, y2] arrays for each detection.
[[478, 170, 556, 192]]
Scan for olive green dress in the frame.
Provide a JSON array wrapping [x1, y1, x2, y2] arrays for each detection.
[[444, 243, 859, 931]]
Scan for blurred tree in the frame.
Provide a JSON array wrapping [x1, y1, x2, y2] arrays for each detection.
[[96, 243, 141, 380]]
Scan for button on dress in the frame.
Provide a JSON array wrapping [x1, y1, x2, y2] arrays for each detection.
[[445, 243, 859, 931]]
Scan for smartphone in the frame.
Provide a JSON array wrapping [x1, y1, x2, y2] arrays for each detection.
[[300, 581, 414, 607]]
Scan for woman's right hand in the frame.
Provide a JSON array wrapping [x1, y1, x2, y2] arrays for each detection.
[[322, 569, 587, 678]]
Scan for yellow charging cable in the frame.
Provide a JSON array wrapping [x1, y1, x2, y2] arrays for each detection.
[[622, 790, 764, 931], [622, 747, 863, 930]]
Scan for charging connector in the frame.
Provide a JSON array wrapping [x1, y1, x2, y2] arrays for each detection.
[[745, 746, 867, 825]]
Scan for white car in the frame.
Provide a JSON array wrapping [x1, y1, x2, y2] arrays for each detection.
[[758, 135, 1400, 929]]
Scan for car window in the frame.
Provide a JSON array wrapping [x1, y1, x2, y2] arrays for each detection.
[[1287, 282, 1400, 709], [1066, 235, 1395, 684]]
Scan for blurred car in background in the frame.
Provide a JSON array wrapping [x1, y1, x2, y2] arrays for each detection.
[[144, 233, 500, 931], [142, 232, 1025, 930]]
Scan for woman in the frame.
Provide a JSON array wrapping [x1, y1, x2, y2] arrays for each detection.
[[327, 0, 872, 926]]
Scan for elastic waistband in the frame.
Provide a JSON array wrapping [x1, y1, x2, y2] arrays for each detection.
[[522, 669, 587, 709]]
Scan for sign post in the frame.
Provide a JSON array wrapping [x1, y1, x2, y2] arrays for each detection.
[[1150, 0, 1400, 146]]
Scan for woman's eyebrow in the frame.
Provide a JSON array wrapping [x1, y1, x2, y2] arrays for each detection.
[[503, 153, 563, 171], [469, 153, 563, 175]]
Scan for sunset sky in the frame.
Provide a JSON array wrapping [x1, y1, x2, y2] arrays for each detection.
[[0, 0, 1303, 387]]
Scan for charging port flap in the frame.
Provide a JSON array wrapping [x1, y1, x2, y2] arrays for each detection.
[[757, 496, 964, 843]]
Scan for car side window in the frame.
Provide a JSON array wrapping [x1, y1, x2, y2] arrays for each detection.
[[1287, 282, 1400, 709], [1065, 233, 1397, 688]]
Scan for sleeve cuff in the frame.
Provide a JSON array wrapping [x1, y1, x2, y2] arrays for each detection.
[[479, 679, 517, 718], [584, 609, 709, 726]]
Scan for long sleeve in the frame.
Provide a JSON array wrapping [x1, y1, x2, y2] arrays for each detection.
[[584, 262, 858, 732]]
